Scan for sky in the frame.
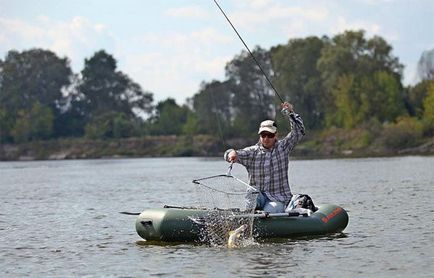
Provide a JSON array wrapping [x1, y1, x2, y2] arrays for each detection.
[[0, 0, 433, 104]]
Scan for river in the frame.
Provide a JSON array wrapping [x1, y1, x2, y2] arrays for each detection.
[[0, 156, 433, 277]]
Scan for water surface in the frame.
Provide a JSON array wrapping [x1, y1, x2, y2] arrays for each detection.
[[1, 156, 433, 277]]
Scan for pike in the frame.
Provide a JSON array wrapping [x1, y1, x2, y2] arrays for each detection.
[[227, 224, 248, 248]]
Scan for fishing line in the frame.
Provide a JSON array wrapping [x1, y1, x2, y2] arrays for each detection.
[[212, 0, 284, 104], [213, 0, 305, 134]]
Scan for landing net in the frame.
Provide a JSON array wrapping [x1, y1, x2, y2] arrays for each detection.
[[193, 173, 258, 246]]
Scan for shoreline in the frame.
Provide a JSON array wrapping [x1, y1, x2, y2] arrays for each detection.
[[1, 135, 433, 161]]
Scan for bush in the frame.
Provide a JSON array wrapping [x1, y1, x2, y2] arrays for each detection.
[[381, 117, 423, 149], [113, 115, 138, 138], [11, 102, 54, 143], [85, 112, 139, 139], [320, 126, 373, 150], [421, 82, 434, 136]]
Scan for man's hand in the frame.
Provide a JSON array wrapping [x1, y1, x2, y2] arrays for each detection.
[[227, 150, 238, 162], [281, 102, 294, 115]]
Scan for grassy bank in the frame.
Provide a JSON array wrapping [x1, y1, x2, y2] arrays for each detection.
[[1, 132, 433, 161], [0, 135, 222, 161]]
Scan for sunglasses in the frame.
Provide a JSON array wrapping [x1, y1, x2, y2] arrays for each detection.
[[260, 133, 275, 139]]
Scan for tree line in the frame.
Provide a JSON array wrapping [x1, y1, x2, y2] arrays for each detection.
[[1, 30, 433, 149]]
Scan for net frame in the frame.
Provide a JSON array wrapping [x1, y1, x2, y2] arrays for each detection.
[[193, 173, 258, 211]]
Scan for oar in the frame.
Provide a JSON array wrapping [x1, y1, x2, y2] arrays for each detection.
[[119, 211, 141, 215], [232, 211, 310, 218], [188, 211, 309, 225], [119, 204, 210, 215], [119, 204, 205, 215]]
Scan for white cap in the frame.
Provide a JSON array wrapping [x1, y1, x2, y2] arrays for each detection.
[[258, 120, 277, 134]]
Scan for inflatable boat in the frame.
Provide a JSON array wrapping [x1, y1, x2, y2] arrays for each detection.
[[135, 204, 349, 242]]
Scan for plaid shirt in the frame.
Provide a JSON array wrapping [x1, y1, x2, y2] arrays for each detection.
[[225, 113, 305, 203]]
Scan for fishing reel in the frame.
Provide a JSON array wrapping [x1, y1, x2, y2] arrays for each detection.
[[281, 107, 290, 116]]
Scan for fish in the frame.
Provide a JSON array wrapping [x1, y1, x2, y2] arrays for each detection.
[[227, 224, 248, 248]]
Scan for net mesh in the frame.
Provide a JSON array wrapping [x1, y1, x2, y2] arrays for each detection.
[[193, 174, 258, 247]]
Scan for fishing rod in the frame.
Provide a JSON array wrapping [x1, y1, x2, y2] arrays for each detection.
[[212, 0, 285, 104], [213, 0, 305, 135]]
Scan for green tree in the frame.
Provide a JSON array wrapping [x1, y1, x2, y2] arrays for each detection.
[[150, 98, 190, 135], [113, 113, 138, 138], [370, 71, 405, 122], [422, 82, 434, 135], [332, 71, 405, 128], [317, 30, 404, 127], [53, 74, 87, 137], [225, 47, 275, 136], [333, 74, 357, 128], [84, 111, 139, 139], [417, 49, 434, 81], [182, 112, 199, 135], [74, 50, 153, 122], [192, 80, 233, 136], [0, 106, 14, 143], [407, 80, 432, 118], [0, 49, 72, 141], [0, 49, 72, 111], [11, 102, 54, 142], [271, 36, 327, 129]]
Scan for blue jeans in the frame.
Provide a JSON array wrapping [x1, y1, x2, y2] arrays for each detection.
[[256, 191, 285, 213]]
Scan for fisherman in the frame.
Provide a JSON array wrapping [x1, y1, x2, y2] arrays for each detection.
[[224, 102, 305, 213]]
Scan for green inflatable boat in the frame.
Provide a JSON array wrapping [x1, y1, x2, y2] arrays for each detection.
[[135, 204, 349, 242]]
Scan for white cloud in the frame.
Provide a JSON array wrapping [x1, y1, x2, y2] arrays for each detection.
[[0, 13, 233, 103], [359, 0, 397, 5], [0, 15, 115, 71], [137, 28, 231, 50], [121, 28, 235, 103], [279, 20, 306, 39], [249, 0, 274, 9], [0, 17, 46, 42], [191, 28, 233, 45], [229, 2, 329, 31], [165, 6, 210, 19], [332, 16, 381, 35]]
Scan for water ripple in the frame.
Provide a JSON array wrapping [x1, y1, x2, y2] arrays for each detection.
[[1, 156, 433, 277]]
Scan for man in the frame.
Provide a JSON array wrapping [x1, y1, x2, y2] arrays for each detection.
[[224, 102, 305, 213]]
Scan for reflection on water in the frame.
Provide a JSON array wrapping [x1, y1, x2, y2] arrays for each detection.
[[1, 156, 433, 277]]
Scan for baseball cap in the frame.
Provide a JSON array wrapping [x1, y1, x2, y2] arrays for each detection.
[[258, 120, 277, 134]]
